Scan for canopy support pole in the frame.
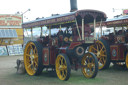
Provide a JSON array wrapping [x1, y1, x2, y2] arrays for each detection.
[[60, 25, 61, 30], [25, 29, 29, 37], [75, 18, 81, 41], [40, 26, 43, 37], [49, 26, 51, 38], [31, 27, 33, 40], [82, 18, 84, 40], [99, 19, 102, 36], [114, 26, 116, 35], [122, 26, 124, 34], [94, 18, 96, 39]]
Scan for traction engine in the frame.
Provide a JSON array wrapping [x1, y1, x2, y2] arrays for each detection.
[[23, 0, 107, 81]]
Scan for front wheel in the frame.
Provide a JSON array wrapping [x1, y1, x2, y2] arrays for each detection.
[[81, 52, 98, 78], [55, 54, 71, 81]]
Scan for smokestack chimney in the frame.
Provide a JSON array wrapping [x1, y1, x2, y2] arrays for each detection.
[[70, 0, 78, 12]]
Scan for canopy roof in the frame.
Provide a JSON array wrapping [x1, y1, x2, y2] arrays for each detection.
[[105, 15, 128, 27], [22, 9, 107, 28], [90, 15, 128, 28]]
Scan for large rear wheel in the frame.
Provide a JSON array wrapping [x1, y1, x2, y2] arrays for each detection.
[[55, 54, 71, 81], [88, 39, 110, 70], [81, 52, 98, 78], [24, 41, 43, 76]]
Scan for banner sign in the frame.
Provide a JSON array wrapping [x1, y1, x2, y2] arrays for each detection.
[[0, 14, 22, 28], [23, 15, 75, 28], [7, 44, 23, 56]]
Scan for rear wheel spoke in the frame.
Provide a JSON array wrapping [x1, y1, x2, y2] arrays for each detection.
[[91, 46, 97, 51], [26, 54, 31, 56], [28, 63, 33, 68]]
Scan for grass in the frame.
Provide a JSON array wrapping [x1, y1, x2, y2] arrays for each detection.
[[0, 56, 128, 85], [5, 69, 106, 85]]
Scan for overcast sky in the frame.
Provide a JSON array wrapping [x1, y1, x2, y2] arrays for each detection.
[[0, 0, 128, 22]]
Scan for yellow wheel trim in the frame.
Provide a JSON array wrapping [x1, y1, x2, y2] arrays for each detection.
[[126, 53, 128, 69], [24, 42, 38, 76], [88, 40, 107, 69], [69, 36, 73, 42], [55, 55, 67, 80], [81, 53, 95, 78], [64, 37, 68, 42]]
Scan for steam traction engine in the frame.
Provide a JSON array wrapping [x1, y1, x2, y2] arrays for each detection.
[[22, 0, 107, 80], [23, 9, 107, 80], [89, 15, 128, 70]]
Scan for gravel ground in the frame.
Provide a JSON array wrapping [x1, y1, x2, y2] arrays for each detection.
[[0, 56, 128, 85]]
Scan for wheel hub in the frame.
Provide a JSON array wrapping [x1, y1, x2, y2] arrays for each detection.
[[59, 65, 67, 70], [87, 63, 93, 68], [30, 55, 34, 61], [59, 65, 63, 69], [97, 51, 100, 58]]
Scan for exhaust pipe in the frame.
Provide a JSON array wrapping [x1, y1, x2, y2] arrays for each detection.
[[70, 0, 78, 12]]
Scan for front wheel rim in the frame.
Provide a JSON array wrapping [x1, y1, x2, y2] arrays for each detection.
[[81, 53, 96, 78], [55, 55, 67, 80], [24, 42, 38, 75]]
